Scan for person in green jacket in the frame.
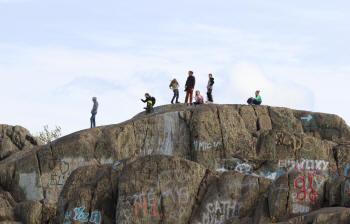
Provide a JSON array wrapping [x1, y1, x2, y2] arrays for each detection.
[[247, 90, 262, 105]]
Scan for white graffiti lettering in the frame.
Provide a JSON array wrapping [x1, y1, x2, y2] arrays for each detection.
[[193, 140, 222, 151], [278, 159, 329, 172], [199, 200, 240, 224]]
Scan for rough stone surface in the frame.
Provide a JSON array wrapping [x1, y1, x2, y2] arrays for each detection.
[[0, 125, 38, 160], [0, 104, 349, 223]]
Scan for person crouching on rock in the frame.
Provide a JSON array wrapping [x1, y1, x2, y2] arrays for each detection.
[[247, 90, 262, 105], [185, 70, 195, 105], [141, 93, 156, 113], [169, 78, 180, 104], [194, 90, 204, 105]]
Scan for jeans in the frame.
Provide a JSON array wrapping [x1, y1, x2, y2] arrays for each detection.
[[171, 89, 179, 104], [90, 114, 96, 128], [207, 88, 213, 102], [185, 89, 193, 104]]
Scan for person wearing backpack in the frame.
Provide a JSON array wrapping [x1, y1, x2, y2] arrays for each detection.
[[184, 71, 195, 105], [169, 78, 180, 104], [141, 93, 156, 113], [247, 90, 262, 105], [206, 73, 215, 103]]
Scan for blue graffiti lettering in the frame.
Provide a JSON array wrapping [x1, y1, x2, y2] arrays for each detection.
[[73, 207, 89, 222], [89, 211, 102, 224]]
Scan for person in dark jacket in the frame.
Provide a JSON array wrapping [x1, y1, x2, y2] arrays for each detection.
[[184, 71, 195, 105], [247, 90, 262, 105], [90, 97, 98, 128], [207, 73, 215, 103], [141, 93, 156, 113]]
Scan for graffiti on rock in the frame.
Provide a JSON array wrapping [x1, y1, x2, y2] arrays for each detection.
[[127, 186, 190, 220], [234, 163, 252, 174], [292, 203, 310, 214], [275, 131, 302, 151], [278, 159, 329, 172], [301, 114, 313, 123], [48, 158, 70, 186], [344, 164, 350, 177], [193, 140, 222, 152], [131, 189, 162, 219], [198, 200, 240, 224], [64, 207, 102, 224], [112, 160, 122, 171], [292, 172, 325, 205]]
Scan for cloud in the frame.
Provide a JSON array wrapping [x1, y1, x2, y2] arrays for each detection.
[[0, 18, 349, 135]]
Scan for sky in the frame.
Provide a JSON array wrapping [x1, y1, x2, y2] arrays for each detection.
[[0, 0, 349, 136]]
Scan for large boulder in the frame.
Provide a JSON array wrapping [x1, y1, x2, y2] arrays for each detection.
[[0, 104, 349, 223], [0, 125, 39, 160]]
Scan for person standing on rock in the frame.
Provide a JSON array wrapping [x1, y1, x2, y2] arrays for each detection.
[[141, 93, 156, 113], [169, 78, 180, 104], [184, 71, 195, 105], [247, 90, 262, 105], [206, 73, 215, 103], [90, 97, 98, 128]]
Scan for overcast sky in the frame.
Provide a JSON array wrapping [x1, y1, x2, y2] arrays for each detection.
[[0, 0, 349, 136]]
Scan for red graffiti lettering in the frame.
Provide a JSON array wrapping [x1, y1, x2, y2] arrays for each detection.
[[133, 196, 162, 218], [133, 197, 148, 217], [293, 172, 318, 204]]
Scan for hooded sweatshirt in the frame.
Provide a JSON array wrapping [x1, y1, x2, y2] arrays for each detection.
[[207, 77, 214, 90]]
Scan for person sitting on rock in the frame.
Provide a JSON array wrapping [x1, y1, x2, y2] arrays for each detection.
[[194, 90, 204, 105], [141, 93, 156, 113], [247, 90, 262, 105], [169, 78, 180, 104]]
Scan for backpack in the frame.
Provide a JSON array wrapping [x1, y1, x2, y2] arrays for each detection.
[[150, 97, 156, 106]]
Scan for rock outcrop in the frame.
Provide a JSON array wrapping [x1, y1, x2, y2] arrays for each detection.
[[0, 125, 39, 160], [0, 104, 349, 223]]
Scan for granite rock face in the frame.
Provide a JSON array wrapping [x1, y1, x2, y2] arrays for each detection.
[[0, 104, 349, 223], [0, 125, 39, 160]]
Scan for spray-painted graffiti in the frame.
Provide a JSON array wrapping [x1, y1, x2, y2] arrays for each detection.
[[48, 158, 70, 186], [127, 188, 161, 219], [275, 131, 302, 151], [198, 200, 240, 224], [234, 163, 252, 174], [127, 186, 190, 219], [112, 160, 122, 171], [64, 207, 102, 224], [301, 114, 313, 123], [259, 169, 285, 180], [278, 159, 329, 172], [193, 140, 222, 151], [292, 172, 325, 204], [292, 203, 310, 214], [274, 132, 320, 152], [344, 164, 350, 177]]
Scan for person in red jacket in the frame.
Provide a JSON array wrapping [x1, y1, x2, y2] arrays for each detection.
[[184, 71, 195, 105]]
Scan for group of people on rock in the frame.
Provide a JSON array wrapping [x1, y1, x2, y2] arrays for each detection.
[[89, 71, 263, 127], [140, 70, 262, 114], [141, 71, 216, 113]]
